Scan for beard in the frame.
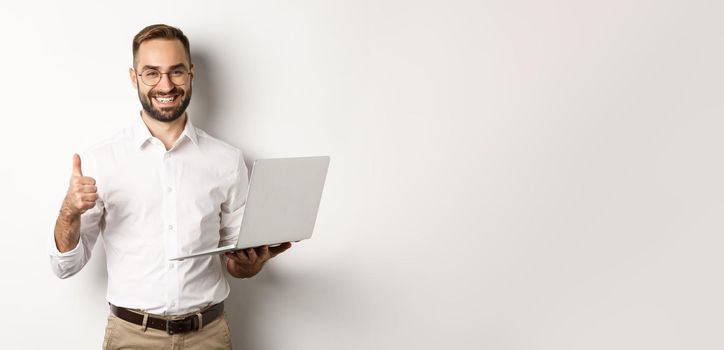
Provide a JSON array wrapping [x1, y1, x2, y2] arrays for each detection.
[[138, 85, 192, 123]]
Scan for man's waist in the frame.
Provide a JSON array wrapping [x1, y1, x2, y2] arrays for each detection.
[[109, 302, 224, 335], [105, 296, 228, 316], [105, 268, 230, 315]]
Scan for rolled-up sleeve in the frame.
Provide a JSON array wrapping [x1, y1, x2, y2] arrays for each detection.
[[48, 152, 105, 279], [218, 152, 249, 247]]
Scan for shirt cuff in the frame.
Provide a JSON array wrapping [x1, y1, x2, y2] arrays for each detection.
[[48, 234, 82, 258]]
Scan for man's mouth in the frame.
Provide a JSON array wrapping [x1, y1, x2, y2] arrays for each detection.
[[153, 94, 180, 106]]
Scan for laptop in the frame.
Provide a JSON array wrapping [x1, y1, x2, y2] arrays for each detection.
[[169, 156, 330, 261]]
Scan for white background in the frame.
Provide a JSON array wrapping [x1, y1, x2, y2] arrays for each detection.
[[1, 1, 722, 349]]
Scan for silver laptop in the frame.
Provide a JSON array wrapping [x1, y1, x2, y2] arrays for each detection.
[[169, 156, 330, 261]]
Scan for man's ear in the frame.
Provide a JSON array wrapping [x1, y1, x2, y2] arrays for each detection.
[[129, 67, 138, 89], [189, 63, 195, 81]]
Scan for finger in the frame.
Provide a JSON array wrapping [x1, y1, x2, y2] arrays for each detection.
[[78, 176, 96, 185], [78, 192, 98, 202], [269, 242, 292, 258], [72, 176, 96, 186], [238, 249, 251, 261], [76, 200, 96, 211], [80, 185, 97, 193], [257, 245, 271, 262], [72, 154, 83, 176], [224, 251, 244, 264], [224, 252, 244, 264], [246, 247, 258, 263], [231, 249, 250, 262]]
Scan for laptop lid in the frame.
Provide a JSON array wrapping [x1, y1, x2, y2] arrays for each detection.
[[169, 156, 330, 260], [235, 156, 330, 249]]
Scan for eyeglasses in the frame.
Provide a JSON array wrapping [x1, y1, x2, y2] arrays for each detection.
[[137, 68, 192, 86]]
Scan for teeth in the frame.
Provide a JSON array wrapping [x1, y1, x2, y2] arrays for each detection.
[[155, 96, 176, 103]]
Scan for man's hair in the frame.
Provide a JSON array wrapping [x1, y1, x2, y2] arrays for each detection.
[[132, 24, 191, 68]]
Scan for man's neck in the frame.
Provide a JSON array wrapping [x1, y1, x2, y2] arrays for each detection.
[[140, 111, 187, 151]]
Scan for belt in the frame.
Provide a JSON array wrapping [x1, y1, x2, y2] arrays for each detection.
[[109, 302, 224, 335]]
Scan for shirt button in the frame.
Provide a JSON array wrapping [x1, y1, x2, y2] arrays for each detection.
[[167, 187, 173, 193], [168, 225, 174, 230]]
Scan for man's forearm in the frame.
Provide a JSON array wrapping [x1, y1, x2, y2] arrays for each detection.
[[54, 207, 81, 253]]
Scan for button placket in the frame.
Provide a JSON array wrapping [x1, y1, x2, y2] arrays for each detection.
[[162, 150, 180, 312]]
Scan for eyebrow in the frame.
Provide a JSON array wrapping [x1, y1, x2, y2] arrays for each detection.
[[140, 63, 188, 71]]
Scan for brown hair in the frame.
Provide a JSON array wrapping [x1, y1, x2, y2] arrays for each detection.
[[132, 24, 191, 68]]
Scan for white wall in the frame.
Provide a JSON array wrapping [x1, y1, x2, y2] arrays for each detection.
[[1, 1, 723, 349]]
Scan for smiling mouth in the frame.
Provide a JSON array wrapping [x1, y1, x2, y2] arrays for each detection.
[[153, 94, 180, 105]]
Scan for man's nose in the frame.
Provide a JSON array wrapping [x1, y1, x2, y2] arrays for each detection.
[[155, 73, 174, 91]]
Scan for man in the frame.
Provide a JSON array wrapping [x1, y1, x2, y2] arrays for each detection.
[[49, 24, 291, 350]]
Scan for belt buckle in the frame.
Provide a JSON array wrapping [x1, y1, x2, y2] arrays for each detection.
[[166, 316, 198, 335]]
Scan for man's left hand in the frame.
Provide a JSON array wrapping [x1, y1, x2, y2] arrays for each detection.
[[224, 242, 292, 278]]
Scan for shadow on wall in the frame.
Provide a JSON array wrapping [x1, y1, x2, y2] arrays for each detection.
[[225, 267, 283, 349], [188, 50, 219, 134]]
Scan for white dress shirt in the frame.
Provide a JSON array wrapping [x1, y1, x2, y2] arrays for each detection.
[[48, 115, 248, 316]]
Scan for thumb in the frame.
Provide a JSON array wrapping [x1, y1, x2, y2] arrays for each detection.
[[72, 153, 83, 176]]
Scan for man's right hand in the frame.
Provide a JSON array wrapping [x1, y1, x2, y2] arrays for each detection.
[[61, 154, 98, 217]]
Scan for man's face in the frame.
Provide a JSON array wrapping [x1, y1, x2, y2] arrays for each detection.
[[130, 39, 194, 123]]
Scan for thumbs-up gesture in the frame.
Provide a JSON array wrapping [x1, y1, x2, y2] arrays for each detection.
[[62, 154, 98, 217]]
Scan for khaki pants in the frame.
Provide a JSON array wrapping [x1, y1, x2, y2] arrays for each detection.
[[102, 312, 233, 350]]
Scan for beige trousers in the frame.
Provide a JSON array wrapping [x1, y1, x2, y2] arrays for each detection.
[[102, 312, 233, 350]]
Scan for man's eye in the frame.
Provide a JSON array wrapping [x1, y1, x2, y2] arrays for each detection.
[[143, 71, 160, 78], [171, 70, 186, 77]]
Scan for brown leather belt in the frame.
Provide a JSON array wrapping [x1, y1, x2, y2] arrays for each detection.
[[109, 302, 224, 335]]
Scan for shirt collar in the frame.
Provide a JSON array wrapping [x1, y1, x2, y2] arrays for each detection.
[[180, 116, 199, 147], [133, 113, 199, 149]]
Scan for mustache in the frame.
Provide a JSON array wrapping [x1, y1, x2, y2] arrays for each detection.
[[149, 87, 185, 97]]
